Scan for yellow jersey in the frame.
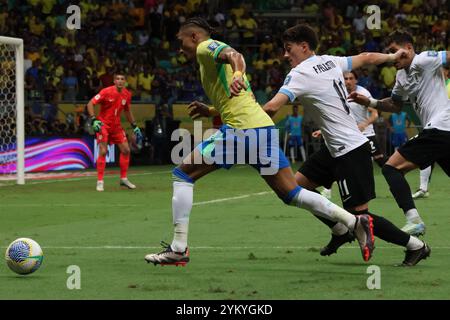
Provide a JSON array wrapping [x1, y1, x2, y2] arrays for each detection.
[[196, 39, 274, 129]]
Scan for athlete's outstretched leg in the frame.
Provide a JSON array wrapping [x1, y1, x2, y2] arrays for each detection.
[[262, 167, 375, 262], [382, 151, 425, 236], [145, 150, 218, 265]]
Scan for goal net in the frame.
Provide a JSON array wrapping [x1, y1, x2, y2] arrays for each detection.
[[0, 36, 24, 185]]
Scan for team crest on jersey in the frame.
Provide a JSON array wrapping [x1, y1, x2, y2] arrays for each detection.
[[122, 99, 126, 105], [284, 75, 292, 86], [207, 41, 220, 52], [95, 94, 101, 100]]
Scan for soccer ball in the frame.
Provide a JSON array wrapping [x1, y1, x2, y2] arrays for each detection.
[[5, 238, 44, 275]]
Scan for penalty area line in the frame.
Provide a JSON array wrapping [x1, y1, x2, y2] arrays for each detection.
[[193, 191, 273, 206]]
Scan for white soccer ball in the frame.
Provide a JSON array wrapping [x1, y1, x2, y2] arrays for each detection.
[[5, 238, 44, 275]]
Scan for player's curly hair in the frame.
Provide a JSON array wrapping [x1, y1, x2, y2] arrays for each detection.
[[387, 30, 414, 46], [282, 24, 318, 51], [180, 17, 215, 34]]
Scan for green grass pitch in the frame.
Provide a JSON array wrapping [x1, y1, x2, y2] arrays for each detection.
[[0, 165, 449, 300]]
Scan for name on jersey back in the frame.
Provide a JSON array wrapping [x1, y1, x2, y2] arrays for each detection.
[[312, 60, 337, 74]]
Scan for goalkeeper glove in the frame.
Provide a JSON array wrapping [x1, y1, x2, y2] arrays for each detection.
[[132, 123, 143, 140], [132, 123, 143, 150], [131, 123, 144, 140], [91, 117, 103, 133]]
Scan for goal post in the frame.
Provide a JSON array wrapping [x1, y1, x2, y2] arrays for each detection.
[[0, 36, 24, 184]]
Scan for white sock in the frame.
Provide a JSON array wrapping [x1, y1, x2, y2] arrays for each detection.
[[419, 166, 431, 191], [170, 181, 193, 252], [292, 188, 357, 230], [331, 223, 349, 236], [405, 208, 422, 223], [406, 236, 424, 251], [172, 223, 189, 253], [300, 146, 306, 162], [290, 147, 295, 163]]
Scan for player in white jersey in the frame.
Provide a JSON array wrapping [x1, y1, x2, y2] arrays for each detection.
[[411, 67, 449, 199], [319, 70, 387, 200], [350, 30, 450, 237], [344, 71, 387, 167], [263, 24, 429, 266]]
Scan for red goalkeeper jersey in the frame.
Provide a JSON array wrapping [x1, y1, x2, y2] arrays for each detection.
[[90, 86, 132, 127]]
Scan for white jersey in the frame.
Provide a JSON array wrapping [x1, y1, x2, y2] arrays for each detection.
[[392, 50, 450, 132], [279, 55, 368, 157], [348, 85, 375, 137]]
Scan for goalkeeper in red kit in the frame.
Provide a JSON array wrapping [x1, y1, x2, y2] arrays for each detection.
[[87, 72, 143, 191]]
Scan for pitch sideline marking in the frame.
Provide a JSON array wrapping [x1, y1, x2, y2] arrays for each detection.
[[0, 190, 274, 207]]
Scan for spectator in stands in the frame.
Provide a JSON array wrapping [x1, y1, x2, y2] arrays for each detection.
[[180, 74, 199, 102], [77, 67, 92, 100], [379, 63, 397, 96], [357, 68, 373, 89], [62, 70, 78, 102], [138, 67, 155, 101], [267, 61, 284, 90], [99, 67, 114, 88], [225, 14, 241, 46], [239, 11, 258, 44], [352, 11, 366, 33], [260, 35, 274, 57]]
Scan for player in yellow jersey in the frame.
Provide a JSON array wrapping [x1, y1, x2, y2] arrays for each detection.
[[144, 18, 375, 266]]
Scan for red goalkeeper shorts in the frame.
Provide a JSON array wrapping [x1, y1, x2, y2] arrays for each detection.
[[96, 124, 127, 145]]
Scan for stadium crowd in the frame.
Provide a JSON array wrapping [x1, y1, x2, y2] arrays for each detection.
[[0, 0, 448, 135]]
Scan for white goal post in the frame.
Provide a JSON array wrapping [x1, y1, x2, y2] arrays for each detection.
[[0, 36, 25, 184]]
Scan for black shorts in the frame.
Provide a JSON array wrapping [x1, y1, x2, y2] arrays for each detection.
[[298, 142, 376, 209], [367, 135, 383, 158], [398, 128, 450, 177]]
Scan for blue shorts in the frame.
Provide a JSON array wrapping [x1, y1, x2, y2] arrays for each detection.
[[197, 125, 290, 175], [288, 135, 303, 147], [391, 132, 408, 148]]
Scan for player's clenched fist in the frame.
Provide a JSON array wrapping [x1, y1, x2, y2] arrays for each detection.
[[188, 101, 211, 119], [91, 117, 103, 132], [347, 92, 370, 107]]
